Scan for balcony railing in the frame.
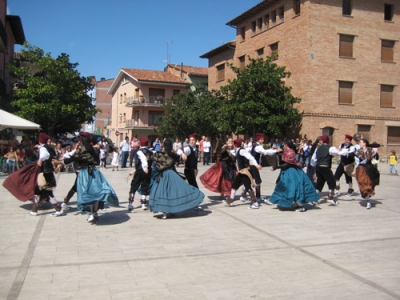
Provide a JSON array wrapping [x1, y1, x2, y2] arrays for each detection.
[[125, 96, 165, 106]]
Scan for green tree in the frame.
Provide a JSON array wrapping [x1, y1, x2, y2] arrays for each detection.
[[221, 55, 302, 138], [156, 84, 228, 141], [8, 43, 99, 136]]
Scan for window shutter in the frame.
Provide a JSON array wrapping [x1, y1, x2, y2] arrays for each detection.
[[339, 35, 353, 57], [339, 81, 353, 104], [380, 85, 393, 107], [381, 40, 394, 62], [388, 127, 400, 144]]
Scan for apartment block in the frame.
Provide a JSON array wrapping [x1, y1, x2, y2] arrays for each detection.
[[201, 0, 399, 155]]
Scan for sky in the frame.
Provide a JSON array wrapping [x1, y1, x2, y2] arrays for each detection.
[[8, 0, 261, 81]]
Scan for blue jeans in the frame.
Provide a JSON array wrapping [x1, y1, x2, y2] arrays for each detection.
[[121, 151, 129, 168], [7, 159, 16, 174]]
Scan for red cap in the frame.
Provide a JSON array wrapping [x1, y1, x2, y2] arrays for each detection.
[[344, 134, 353, 141], [39, 133, 50, 144], [188, 133, 199, 140], [320, 135, 329, 144], [233, 138, 243, 147], [139, 137, 149, 146], [255, 133, 264, 141]]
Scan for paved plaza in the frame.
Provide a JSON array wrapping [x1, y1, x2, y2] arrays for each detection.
[[0, 162, 399, 300]]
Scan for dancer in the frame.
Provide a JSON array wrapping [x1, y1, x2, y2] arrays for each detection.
[[248, 133, 281, 202], [224, 138, 261, 209], [314, 135, 338, 205], [354, 139, 380, 209], [183, 133, 200, 188], [128, 137, 152, 211], [63, 132, 119, 222], [269, 139, 320, 211], [200, 137, 237, 199], [32, 133, 63, 216], [334, 134, 355, 197], [149, 140, 204, 219]]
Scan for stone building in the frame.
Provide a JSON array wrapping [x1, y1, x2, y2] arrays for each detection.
[[200, 0, 399, 155]]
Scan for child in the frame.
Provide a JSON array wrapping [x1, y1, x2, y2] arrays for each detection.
[[111, 147, 119, 171], [389, 150, 398, 175], [99, 144, 107, 169]]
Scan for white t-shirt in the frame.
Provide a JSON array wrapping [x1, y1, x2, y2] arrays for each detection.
[[203, 141, 211, 153]]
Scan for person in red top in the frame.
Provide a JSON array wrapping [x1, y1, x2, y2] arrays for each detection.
[[198, 136, 205, 163]]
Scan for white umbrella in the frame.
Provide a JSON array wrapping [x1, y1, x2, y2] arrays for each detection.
[[0, 109, 40, 131]]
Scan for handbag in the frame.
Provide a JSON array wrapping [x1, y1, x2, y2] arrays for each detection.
[[344, 163, 354, 177], [37, 172, 47, 188]]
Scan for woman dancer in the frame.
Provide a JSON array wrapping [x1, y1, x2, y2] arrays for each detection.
[[63, 132, 119, 222], [269, 139, 320, 212], [200, 138, 237, 199], [149, 140, 204, 219], [354, 139, 380, 209]]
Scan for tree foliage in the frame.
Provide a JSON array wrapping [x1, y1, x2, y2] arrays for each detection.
[[221, 55, 302, 137], [156, 84, 230, 140], [8, 43, 99, 136]]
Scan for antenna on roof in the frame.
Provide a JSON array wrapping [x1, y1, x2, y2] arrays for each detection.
[[164, 40, 173, 65]]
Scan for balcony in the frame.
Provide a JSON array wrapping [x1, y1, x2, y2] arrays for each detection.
[[125, 96, 165, 107], [125, 119, 158, 129]]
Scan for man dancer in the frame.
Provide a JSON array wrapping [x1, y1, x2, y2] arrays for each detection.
[[334, 134, 355, 197], [128, 137, 152, 210], [30, 132, 64, 216], [243, 133, 281, 202], [225, 138, 262, 209], [183, 133, 200, 188], [314, 135, 337, 205]]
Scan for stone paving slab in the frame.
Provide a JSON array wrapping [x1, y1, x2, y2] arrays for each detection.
[[0, 163, 399, 300]]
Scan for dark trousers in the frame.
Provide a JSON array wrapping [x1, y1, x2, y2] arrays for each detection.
[[315, 166, 336, 192], [130, 168, 151, 195], [334, 163, 352, 184], [232, 173, 252, 192], [250, 165, 262, 185], [121, 151, 129, 168], [203, 152, 210, 165], [129, 149, 138, 167], [184, 168, 198, 188]]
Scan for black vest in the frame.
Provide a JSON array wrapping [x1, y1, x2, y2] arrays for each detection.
[[135, 148, 152, 169], [41, 144, 55, 173], [185, 145, 197, 170], [236, 147, 249, 170], [339, 143, 355, 165], [251, 143, 262, 162]]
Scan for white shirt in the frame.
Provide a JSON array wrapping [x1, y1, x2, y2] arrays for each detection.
[[137, 148, 148, 170], [39, 144, 50, 161], [120, 140, 130, 152], [253, 143, 277, 156], [203, 141, 211, 153], [237, 148, 258, 166]]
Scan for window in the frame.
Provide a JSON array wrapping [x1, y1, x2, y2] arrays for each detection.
[[270, 42, 278, 59], [217, 64, 225, 81], [149, 88, 165, 103], [380, 84, 394, 107], [338, 81, 353, 104], [278, 6, 284, 23], [173, 89, 180, 95], [271, 11, 276, 26], [257, 18, 262, 32], [381, 39, 395, 62], [358, 125, 371, 141], [251, 21, 256, 35], [264, 14, 270, 29], [388, 126, 400, 144], [293, 0, 300, 15], [134, 88, 139, 98], [134, 111, 139, 126], [124, 93, 126, 102], [339, 34, 354, 58], [342, 0, 352, 15], [119, 94, 123, 104], [240, 27, 245, 41], [123, 113, 126, 122], [148, 111, 163, 126], [238, 56, 245, 70], [384, 4, 394, 21], [257, 48, 264, 58]]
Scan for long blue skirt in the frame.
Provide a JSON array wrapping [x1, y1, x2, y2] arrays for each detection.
[[149, 169, 204, 213], [269, 167, 319, 208], [77, 168, 119, 213]]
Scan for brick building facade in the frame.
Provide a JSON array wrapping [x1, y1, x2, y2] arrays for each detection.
[[201, 0, 399, 155]]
